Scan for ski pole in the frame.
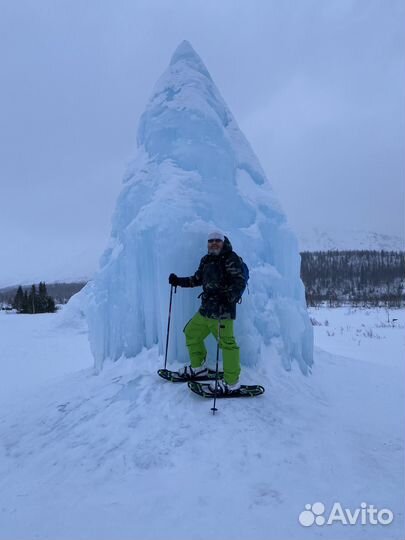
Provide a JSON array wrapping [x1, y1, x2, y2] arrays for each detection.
[[164, 284, 176, 369], [211, 318, 222, 415]]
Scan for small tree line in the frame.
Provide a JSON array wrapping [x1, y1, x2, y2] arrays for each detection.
[[12, 282, 56, 314]]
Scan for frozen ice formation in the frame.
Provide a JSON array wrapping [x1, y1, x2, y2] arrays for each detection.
[[85, 40, 313, 374]]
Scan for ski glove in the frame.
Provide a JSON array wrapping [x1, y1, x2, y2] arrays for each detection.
[[169, 273, 179, 286]]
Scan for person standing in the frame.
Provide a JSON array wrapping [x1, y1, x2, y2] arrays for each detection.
[[169, 231, 246, 395]]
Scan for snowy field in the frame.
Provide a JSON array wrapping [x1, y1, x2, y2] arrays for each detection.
[[0, 306, 404, 540]]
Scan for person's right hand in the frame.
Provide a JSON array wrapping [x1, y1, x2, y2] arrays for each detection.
[[169, 273, 179, 286]]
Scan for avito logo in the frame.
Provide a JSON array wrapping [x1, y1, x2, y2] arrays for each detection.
[[298, 502, 394, 527]]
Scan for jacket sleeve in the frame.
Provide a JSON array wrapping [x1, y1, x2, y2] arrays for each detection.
[[223, 253, 246, 302], [177, 257, 205, 288]]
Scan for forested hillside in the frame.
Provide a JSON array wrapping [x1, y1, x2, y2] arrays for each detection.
[[301, 250, 405, 306]]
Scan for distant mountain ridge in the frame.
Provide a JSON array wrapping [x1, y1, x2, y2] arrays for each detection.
[[298, 228, 404, 252]]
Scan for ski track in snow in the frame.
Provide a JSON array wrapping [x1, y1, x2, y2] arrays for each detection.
[[0, 308, 404, 540]]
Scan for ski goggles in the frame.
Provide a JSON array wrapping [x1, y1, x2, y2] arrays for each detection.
[[208, 238, 224, 243]]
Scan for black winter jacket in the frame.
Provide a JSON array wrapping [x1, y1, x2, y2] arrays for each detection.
[[177, 236, 245, 320]]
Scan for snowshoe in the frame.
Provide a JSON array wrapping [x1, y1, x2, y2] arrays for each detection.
[[188, 381, 265, 398], [157, 368, 224, 383]]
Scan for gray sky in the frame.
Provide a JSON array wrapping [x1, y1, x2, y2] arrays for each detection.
[[1, 0, 404, 286]]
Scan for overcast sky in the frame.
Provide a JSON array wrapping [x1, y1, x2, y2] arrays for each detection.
[[1, 0, 404, 286]]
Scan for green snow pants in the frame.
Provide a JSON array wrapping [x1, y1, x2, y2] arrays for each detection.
[[183, 312, 241, 385]]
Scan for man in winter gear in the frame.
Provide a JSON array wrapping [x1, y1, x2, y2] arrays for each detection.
[[168, 232, 245, 393]]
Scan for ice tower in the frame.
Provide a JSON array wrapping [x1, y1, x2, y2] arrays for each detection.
[[85, 40, 313, 374]]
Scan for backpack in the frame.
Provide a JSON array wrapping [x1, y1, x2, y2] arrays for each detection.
[[219, 252, 250, 302], [239, 257, 250, 300], [223, 254, 249, 301]]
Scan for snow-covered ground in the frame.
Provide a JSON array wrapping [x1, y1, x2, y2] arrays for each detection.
[[0, 307, 404, 540]]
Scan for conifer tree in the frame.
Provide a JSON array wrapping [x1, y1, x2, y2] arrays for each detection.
[[22, 290, 29, 313], [38, 282, 48, 312], [13, 286, 24, 312], [29, 285, 37, 314]]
